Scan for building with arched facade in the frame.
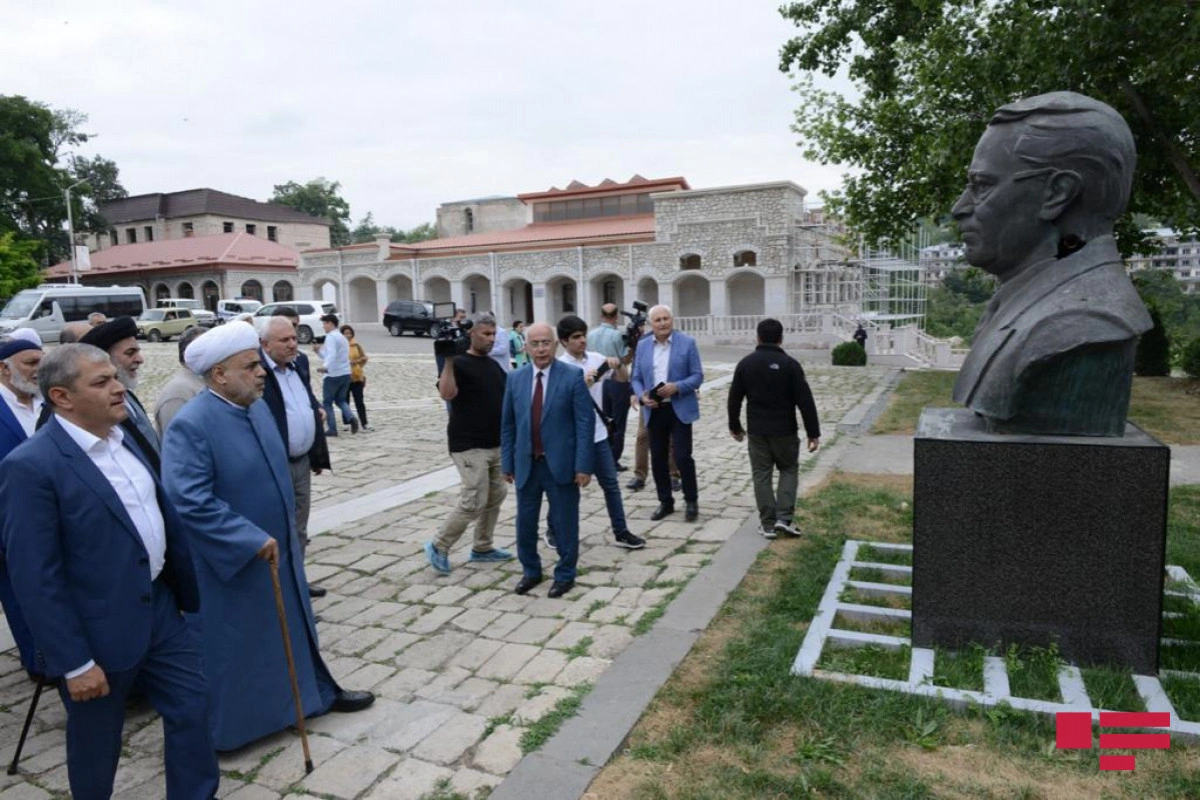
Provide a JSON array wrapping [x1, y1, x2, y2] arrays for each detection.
[[296, 175, 858, 333], [45, 232, 301, 310]]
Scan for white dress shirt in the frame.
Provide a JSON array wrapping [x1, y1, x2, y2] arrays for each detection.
[[319, 329, 351, 377], [652, 334, 673, 390], [57, 416, 167, 678], [262, 352, 316, 457], [559, 351, 608, 442], [0, 384, 43, 438]]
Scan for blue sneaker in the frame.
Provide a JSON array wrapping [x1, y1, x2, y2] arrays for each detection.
[[424, 541, 451, 575], [468, 547, 515, 563]]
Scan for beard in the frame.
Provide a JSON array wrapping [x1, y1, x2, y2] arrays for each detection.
[[116, 367, 139, 392], [9, 372, 38, 396]]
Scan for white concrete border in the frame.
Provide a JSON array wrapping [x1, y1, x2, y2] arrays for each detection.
[[792, 539, 1200, 742]]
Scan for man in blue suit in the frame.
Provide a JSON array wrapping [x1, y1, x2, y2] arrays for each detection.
[[0, 344, 218, 799], [631, 305, 704, 522], [501, 322, 594, 598], [0, 334, 45, 674]]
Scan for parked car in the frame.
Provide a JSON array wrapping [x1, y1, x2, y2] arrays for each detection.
[[215, 298, 263, 322], [157, 297, 217, 327], [136, 308, 197, 342], [250, 301, 337, 344], [383, 300, 439, 337]]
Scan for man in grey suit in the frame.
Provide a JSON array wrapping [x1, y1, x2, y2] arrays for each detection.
[[153, 326, 207, 437]]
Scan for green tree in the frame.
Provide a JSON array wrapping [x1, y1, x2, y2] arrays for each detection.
[[270, 178, 352, 246], [69, 154, 127, 235], [395, 222, 436, 243], [779, 1, 1200, 254], [1135, 303, 1172, 376], [0, 96, 69, 255], [0, 231, 43, 297]]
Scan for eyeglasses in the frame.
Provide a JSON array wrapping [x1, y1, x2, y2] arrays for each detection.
[[527, 339, 555, 348], [963, 167, 1055, 205]]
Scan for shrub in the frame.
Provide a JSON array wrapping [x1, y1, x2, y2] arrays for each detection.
[[1183, 337, 1200, 378], [1135, 303, 1171, 376], [832, 341, 867, 366]]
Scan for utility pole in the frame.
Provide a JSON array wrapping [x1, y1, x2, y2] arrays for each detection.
[[64, 179, 87, 284]]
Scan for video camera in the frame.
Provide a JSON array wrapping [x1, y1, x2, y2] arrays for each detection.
[[619, 300, 650, 348], [432, 302, 473, 359]]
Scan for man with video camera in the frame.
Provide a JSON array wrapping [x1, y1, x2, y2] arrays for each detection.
[[588, 304, 633, 470], [424, 312, 515, 574]]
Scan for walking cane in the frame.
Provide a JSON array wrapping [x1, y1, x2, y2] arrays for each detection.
[[269, 559, 314, 775], [8, 676, 45, 775]]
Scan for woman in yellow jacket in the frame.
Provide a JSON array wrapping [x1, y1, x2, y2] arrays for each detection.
[[341, 325, 373, 431]]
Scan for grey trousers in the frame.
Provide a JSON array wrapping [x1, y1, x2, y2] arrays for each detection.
[[748, 434, 800, 528], [289, 454, 313, 553], [435, 447, 507, 554]]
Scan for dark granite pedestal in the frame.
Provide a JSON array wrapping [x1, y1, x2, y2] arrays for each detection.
[[912, 408, 1170, 673]]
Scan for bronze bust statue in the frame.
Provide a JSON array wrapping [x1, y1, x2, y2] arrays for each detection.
[[951, 92, 1152, 436]]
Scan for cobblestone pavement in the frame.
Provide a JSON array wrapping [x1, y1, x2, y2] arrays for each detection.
[[0, 344, 891, 799]]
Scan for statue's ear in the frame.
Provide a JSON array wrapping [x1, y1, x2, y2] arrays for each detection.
[[1038, 170, 1082, 221]]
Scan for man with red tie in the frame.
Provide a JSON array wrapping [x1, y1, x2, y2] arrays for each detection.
[[500, 322, 594, 598]]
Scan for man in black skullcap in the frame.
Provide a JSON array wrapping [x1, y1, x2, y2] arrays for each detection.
[[80, 316, 161, 472]]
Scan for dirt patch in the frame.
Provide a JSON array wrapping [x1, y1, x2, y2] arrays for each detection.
[[811, 471, 913, 495]]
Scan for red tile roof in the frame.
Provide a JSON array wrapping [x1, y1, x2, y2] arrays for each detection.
[[46, 233, 298, 278], [377, 215, 658, 257], [517, 175, 689, 202]]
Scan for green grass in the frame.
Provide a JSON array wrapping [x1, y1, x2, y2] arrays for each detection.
[[1162, 674, 1200, 720], [930, 644, 986, 691], [1168, 485, 1200, 579], [563, 636, 593, 660], [849, 566, 910, 586], [1002, 643, 1063, 702], [590, 478, 1200, 799], [839, 585, 911, 610], [632, 588, 681, 636], [519, 684, 592, 754], [1081, 667, 1145, 713], [857, 544, 913, 566], [831, 611, 911, 638], [871, 370, 960, 434]]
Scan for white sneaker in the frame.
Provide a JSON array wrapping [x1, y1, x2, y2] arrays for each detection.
[[760, 525, 777, 540], [774, 521, 802, 537]]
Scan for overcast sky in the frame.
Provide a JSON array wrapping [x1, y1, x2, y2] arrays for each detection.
[[5, 1, 846, 230]]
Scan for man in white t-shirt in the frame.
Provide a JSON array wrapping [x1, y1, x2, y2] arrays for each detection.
[[554, 315, 645, 550]]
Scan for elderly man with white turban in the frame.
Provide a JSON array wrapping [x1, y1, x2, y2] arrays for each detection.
[[161, 323, 374, 752]]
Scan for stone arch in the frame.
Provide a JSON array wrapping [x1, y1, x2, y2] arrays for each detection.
[[240, 280, 263, 302], [176, 281, 195, 299], [545, 275, 578, 321], [388, 274, 413, 302], [636, 276, 660, 308], [503, 277, 533, 325], [589, 271, 625, 318], [424, 276, 451, 304], [272, 280, 294, 302], [153, 282, 171, 303], [463, 273, 493, 315], [726, 271, 765, 315], [347, 275, 377, 323], [732, 248, 758, 268], [679, 253, 702, 271], [673, 273, 711, 317], [202, 280, 219, 311], [313, 278, 340, 308]]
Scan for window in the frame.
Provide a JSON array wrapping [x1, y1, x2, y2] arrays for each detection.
[[182, 222, 194, 237], [680, 254, 702, 270], [562, 283, 575, 313], [733, 250, 757, 267], [144, 225, 154, 242], [533, 192, 656, 223], [109, 229, 118, 246], [246, 223, 257, 235], [464, 208, 474, 234], [126, 228, 137, 244], [267, 226, 277, 242], [223, 221, 234, 233], [240, 280, 263, 301], [603, 280, 617, 304]]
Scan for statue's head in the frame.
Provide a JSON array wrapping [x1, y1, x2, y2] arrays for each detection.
[[951, 91, 1136, 281]]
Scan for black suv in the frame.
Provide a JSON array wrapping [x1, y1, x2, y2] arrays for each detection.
[[383, 300, 439, 336]]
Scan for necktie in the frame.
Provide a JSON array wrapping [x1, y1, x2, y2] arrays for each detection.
[[532, 371, 544, 458]]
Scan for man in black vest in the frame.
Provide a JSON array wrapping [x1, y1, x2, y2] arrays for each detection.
[[79, 317, 161, 473], [260, 317, 331, 599]]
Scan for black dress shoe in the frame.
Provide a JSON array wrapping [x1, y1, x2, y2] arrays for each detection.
[[332, 689, 375, 713], [650, 504, 675, 521], [514, 575, 544, 595], [626, 477, 645, 491], [308, 585, 327, 598], [547, 580, 575, 598], [686, 502, 699, 522]]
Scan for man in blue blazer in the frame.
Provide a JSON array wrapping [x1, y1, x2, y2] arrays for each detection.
[[0, 335, 45, 674], [631, 305, 704, 521], [501, 322, 595, 598], [0, 344, 218, 799]]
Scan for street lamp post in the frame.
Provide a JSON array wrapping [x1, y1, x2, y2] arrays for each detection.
[[64, 179, 87, 284]]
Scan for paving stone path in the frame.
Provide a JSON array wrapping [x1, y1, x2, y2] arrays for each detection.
[[0, 344, 891, 799]]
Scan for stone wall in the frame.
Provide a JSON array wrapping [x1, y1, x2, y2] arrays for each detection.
[[436, 197, 529, 238]]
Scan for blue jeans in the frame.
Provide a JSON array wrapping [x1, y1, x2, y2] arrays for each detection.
[[321, 375, 353, 434], [516, 459, 581, 583], [592, 438, 628, 534]]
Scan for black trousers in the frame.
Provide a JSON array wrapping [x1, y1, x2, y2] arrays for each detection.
[[647, 405, 697, 506], [349, 380, 368, 426], [602, 379, 632, 465]]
